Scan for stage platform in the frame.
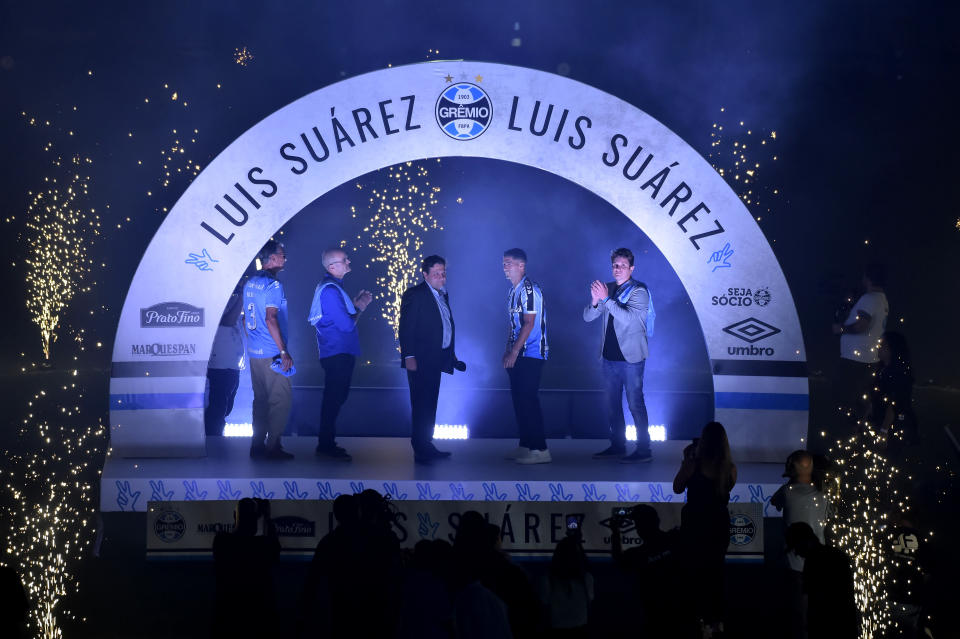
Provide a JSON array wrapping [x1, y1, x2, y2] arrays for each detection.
[[101, 437, 785, 516]]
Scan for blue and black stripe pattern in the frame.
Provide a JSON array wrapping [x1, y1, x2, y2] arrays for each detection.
[[507, 276, 548, 360]]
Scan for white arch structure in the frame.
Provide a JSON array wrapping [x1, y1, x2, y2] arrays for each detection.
[[110, 62, 808, 461]]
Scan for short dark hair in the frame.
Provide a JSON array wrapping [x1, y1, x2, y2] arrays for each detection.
[[864, 262, 887, 287], [611, 247, 635, 266], [503, 248, 527, 263], [257, 239, 284, 264], [421, 255, 446, 273]]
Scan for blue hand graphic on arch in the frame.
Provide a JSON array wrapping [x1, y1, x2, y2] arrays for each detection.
[[449, 482, 475, 501], [482, 482, 508, 501], [549, 483, 574, 502], [116, 481, 141, 512], [582, 483, 607, 501], [648, 484, 673, 502], [417, 512, 440, 539], [284, 481, 308, 500], [748, 484, 772, 515], [250, 481, 275, 499], [350, 481, 365, 494], [616, 483, 640, 502], [417, 483, 441, 500], [316, 481, 342, 500], [182, 480, 208, 501], [515, 483, 541, 501], [383, 482, 408, 500], [150, 480, 174, 502], [217, 480, 242, 500]]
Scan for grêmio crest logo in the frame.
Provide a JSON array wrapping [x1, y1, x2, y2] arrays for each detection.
[[712, 287, 771, 307], [723, 317, 780, 357], [132, 343, 197, 357], [729, 513, 756, 546], [436, 82, 492, 140], [154, 510, 186, 543], [140, 302, 204, 328]]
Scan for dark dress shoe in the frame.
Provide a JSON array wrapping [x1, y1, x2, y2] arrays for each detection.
[[264, 446, 294, 460], [316, 445, 352, 461]]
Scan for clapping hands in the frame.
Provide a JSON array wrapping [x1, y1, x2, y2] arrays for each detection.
[[590, 280, 607, 306]]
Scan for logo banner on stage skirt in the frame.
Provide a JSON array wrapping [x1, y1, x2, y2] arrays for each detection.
[[147, 500, 763, 560]]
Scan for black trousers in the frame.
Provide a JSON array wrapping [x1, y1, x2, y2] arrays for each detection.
[[319, 353, 355, 448], [507, 356, 547, 450], [205, 368, 240, 436], [407, 363, 444, 454]]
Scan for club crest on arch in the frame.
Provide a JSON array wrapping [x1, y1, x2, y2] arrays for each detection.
[[435, 82, 492, 140]]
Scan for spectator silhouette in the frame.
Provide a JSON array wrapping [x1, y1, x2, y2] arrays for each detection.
[[771, 450, 833, 639], [785, 522, 858, 639], [306, 491, 401, 637], [212, 498, 281, 639], [868, 331, 918, 461], [399, 539, 455, 639], [452, 511, 541, 638], [609, 505, 681, 635], [0, 564, 28, 639], [674, 421, 737, 638], [539, 534, 593, 637]]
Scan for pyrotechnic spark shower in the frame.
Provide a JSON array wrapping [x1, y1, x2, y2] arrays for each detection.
[[708, 108, 779, 221], [2, 387, 105, 639], [352, 160, 443, 340], [19, 146, 97, 360]]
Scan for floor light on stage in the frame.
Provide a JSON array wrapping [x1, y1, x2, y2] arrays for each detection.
[[433, 424, 469, 440], [224, 422, 253, 437], [627, 424, 667, 442]]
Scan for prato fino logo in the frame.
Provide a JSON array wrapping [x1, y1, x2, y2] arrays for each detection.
[[435, 83, 492, 140]]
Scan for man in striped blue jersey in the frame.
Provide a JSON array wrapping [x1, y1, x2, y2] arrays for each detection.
[[502, 248, 551, 464]]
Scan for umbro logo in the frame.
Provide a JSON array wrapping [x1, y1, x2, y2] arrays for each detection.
[[722, 318, 781, 344]]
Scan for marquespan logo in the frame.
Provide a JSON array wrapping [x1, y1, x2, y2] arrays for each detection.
[[154, 510, 186, 543], [729, 513, 756, 546], [435, 83, 492, 140]]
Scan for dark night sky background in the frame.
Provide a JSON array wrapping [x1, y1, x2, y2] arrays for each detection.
[[1, 0, 958, 397]]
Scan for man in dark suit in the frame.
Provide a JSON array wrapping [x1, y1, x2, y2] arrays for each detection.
[[399, 255, 463, 463]]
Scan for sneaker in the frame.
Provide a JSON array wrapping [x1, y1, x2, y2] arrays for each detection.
[[516, 449, 552, 465], [620, 449, 653, 464], [316, 445, 352, 461], [592, 445, 626, 459], [264, 446, 294, 460], [505, 446, 530, 460]]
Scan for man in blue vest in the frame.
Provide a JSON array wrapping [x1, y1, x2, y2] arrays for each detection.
[[584, 247, 653, 463], [244, 240, 294, 460], [308, 248, 373, 461]]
